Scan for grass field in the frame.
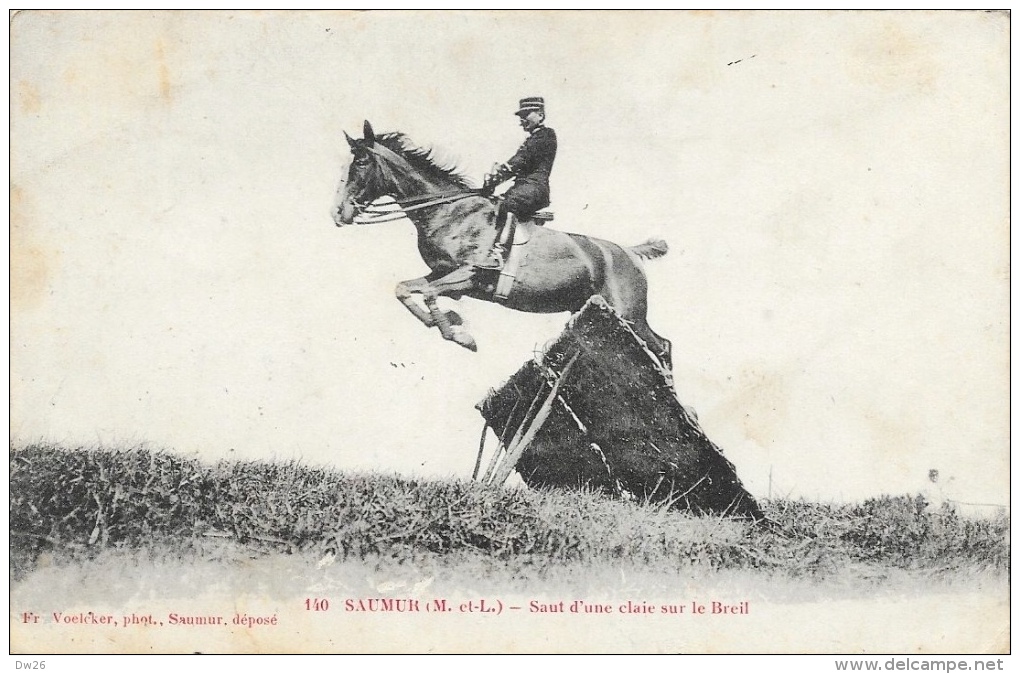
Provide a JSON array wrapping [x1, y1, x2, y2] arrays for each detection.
[[9, 443, 1010, 601]]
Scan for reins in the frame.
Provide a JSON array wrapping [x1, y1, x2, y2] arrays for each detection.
[[352, 190, 483, 224]]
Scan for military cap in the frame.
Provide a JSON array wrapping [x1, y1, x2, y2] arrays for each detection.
[[515, 97, 545, 116]]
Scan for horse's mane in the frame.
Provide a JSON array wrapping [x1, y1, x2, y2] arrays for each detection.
[[375, 132, 473, 190]]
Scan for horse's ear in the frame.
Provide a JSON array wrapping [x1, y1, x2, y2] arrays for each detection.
[[344, 131, 357, 149], [363, 120, 376, 145]]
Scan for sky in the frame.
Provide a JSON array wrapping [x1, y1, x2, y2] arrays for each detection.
[[10, 10, 1010, 506]]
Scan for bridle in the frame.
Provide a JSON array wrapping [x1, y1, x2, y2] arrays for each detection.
[[345, 141, 484, 224]]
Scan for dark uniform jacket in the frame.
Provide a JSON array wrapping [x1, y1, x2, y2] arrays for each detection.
[[501, 125, 557, 219]]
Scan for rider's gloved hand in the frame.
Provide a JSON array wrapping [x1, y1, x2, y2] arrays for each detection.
[[481, 163, 509, 195], [480, 174, 496, 195]]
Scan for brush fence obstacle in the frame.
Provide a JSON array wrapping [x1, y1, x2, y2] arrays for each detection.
[[475, 295, 763, 520]]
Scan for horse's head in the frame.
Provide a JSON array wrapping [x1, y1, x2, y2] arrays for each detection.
[[334, 120, 386, 226], [334, 121, 473, 227]]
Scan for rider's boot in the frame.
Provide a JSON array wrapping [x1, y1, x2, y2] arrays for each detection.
[[475, 208, 513, 271]]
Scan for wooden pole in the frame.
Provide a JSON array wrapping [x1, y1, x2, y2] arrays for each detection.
[[480, 441, 504, 485], [481, 372, 549, 484], [489, 352, 579, 486], [471, 422, 489, 481]]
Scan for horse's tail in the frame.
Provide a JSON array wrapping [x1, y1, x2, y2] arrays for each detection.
[[629, 238, 669, 260]]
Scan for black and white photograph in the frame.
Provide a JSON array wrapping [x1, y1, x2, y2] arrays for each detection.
[[9, 10, 1010, 656]]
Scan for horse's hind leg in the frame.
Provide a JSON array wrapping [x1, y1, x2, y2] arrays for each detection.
[[632, 318, 673, 372], [649, 325, 672, 370], [594, 244, 673, 371]]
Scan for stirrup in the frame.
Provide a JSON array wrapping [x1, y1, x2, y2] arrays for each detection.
[[475, 252, 505, 271]]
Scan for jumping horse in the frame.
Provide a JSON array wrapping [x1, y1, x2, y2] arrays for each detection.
[[333, 121, 673, 368]]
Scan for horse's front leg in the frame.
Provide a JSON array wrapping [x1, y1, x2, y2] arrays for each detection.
[[395, 276, 438, 327], [421, 265, 481, 352], [395, 276, 467, 330]]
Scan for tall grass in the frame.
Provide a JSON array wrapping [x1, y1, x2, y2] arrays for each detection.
[[10, 444, 1009, 585]]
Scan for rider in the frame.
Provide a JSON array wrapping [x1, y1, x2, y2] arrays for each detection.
[[476, 97, 557, 271]]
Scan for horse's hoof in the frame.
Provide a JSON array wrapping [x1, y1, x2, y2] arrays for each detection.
[[452, 331, 477, 352], [443, 309, 464, 327]]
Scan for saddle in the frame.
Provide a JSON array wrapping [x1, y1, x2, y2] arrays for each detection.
[[503, 211, 553, 246]]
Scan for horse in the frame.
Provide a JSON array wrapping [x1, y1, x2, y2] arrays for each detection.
[[333, 120, 673, 369]]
